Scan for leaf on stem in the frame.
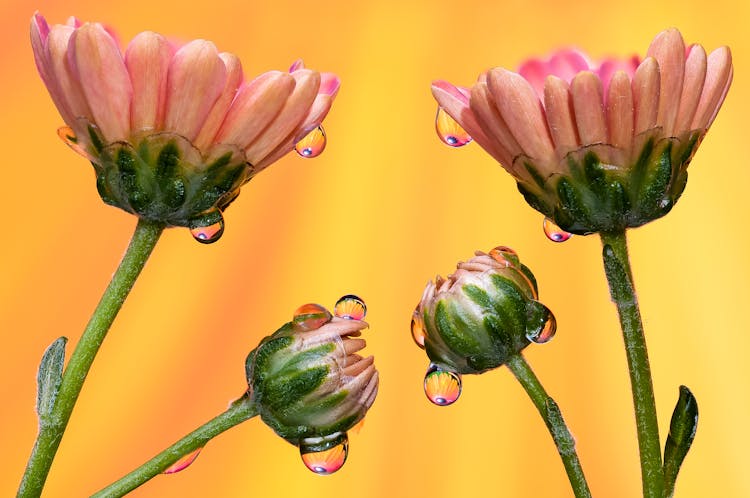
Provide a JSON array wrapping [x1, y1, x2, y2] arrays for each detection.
[[663, 385, 698, 497], [36, 337, 67, 420]]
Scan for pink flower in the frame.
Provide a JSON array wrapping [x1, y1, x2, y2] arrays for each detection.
[[432, 29, 733, 234], [31, 13, 339, 236]]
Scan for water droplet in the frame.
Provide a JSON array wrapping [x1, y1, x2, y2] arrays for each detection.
[[488, 246, 517, 267], [293, 303, 332, 331], [527, 304, 557, 344], [435, 107, 472, 147], [190, 219, 225, 244], [543, 218, 573, 243], [57, 126, 93, 160], [163, 447, 202, 474], [334, 295, 366, 320], [300, 437, 348, 475], [424, 364, 462, 406], [411, 309, 426, 349], [295, 126, 327, 158]]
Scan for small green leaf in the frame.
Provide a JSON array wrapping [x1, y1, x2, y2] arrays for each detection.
[[36, 337, 67, 420], [663, 385, 698, 497]]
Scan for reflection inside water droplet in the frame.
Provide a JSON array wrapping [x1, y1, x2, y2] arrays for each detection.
[[543, 218, 572, 243], [424, 364, 462, 406], [163, 447, 202, 475], [435, 107, 472, 147], [57, 126, 93, 160], [295, 126, 327, 158], [411, 308, 426, 349], [190, 218, 225, 244], [526, 303, 557, 344], [300, 436, 348, 475], [334, 295, 366, 320], [488, 246, 518, 267], [293, 303, 332, 331]]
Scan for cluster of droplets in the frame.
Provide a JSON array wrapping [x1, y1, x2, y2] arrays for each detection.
[[435, 107, 472, 147], [291, 294, 366, 475]]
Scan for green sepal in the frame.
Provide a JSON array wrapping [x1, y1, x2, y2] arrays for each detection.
[[36, 337, 67, 422], [663, 385, 698, 497]]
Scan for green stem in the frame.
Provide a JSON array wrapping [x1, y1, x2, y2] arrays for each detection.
[[506, 354, 591, 498], [93, 395, 258, 497], [18, 219, 165, 498], [600, 230, 664, 498]]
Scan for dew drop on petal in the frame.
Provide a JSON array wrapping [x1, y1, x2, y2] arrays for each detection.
[[300, 437, 348, 475], [334, 295, 366, 320], [411, 309, 426, 349], [190, 218, 225, 244], [527, 304, 557, 344], [435, 107, 472, 147], [163, 447, 202, 475], [57, 126, 93, 160], [293, 303, 332, 331], [543, 217, 573, 243], [424, 364, 462, 406], [295, 126, 327, 158]]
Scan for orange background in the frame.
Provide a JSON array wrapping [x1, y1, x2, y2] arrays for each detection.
[[2, 0, 749, 496]]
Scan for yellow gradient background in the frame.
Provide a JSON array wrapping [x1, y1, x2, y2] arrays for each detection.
[[3, 0, 749, 496]]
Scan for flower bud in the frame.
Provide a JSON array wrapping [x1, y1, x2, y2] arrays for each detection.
[[416, 247, 555, 374], [246, 307, 378, 451]]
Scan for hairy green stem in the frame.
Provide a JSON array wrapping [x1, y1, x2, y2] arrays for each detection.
[[506, 354, 591, 498], [18, 219, 165, 498], [93, 395, 258, 497], [600, 230, 664, 498]]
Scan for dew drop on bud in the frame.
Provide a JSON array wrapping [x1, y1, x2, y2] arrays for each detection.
[[334, 295, 366, 320], [411, 309, 426, 349], [424, 364, 462, 406], [295, 126, 327, 158], [435, 107, 472, 147], [526, 304, 557, 344], [190, 218, 225, 244], [293, 303, 332, 331], [300, 437, 348, 475], [488, 246, 517, 267], [163, 447, 202, 475], [543, 218, 573, 243], [57, 126, 93, 160]]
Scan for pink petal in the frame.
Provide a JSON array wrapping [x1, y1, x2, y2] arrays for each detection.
[[125, 31, 173, 133], [673, 45, 707, 134], [69, 22, 132, 142], [646, 28, 686, 136], [571, 71, 607, 145], [318, 72, 340, 96], [245, 69, 320, 164], [289, 59, 305, 72], [163, 40, 227, 142], [30, 14, 76, 126], [488, 68, 554, 162], [194, 52, 244, 150], [45, 25, 92, 133], [606, 71, 634, 150], [597, 56, 639, 94], [467, 77, 517, 167], [548, 50, 591, 82], [518, 59, 548, 100], [632, 57, 660, 135], [544, 76, 579, 153], [691, 46, 732, 130], [215, 71, 295, 150]]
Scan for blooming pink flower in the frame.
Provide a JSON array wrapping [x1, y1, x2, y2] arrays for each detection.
[[31, 13, 339, 236], [432, 29, 733, 234]]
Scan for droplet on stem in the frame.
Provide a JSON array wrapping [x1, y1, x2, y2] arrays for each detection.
[[293, 303, 332, 331], [334, 295, 366, 320], [295, 126, 327, 158], [423, 364, 462, 406], [163, 447, 202, 475], [543, 218, 572, 243], [300, 436, 349, 475], [435, 107, 472, 147]]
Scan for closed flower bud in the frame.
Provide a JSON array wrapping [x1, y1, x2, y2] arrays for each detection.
[[246, 307, 378, 453], [416, 247, 555, 375]]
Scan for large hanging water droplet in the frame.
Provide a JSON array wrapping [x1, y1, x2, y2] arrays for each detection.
[[543, 218, 572, 243], [295, 126, 327, 158], [423, 364, 462, 406], [526, 304, 557, 344], [334, 295, 366, 320], [300, 437, 348, 475], [293, 303, 332, 331], [163, 447, 202, 474], [57, 126, 93, 160], [488, 246, 517, 267], [189, 211, 225, 244], [435, 107, 472, 147], [411, 308, 426, 349]]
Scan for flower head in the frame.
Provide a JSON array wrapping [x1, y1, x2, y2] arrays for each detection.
[[246, 303, 378, 455], [414, 247, 554, 376], [432, 29, 732, 234], [31, 14, 339, 240]]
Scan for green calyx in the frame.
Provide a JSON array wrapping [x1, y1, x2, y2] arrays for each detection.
[[517, 130, 701, 234], [84, 124, 250, 227]]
